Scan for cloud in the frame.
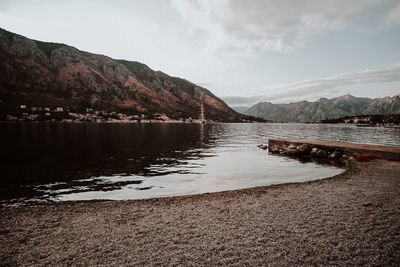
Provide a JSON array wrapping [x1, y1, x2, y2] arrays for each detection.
[[172, 0, 369, 53], [389, 1, 400, 24], [222, 62, 400, 106], [220, 96, 261, 107]]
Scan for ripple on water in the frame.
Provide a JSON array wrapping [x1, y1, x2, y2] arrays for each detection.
[[1, 123, 398, 204]]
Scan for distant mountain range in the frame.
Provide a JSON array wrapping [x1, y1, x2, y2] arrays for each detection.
[[244, 94, 400, 122], [0, 28, 256, 122]]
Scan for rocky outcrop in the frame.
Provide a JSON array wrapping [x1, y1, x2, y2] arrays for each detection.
[[260, 142, 374, 167], [246, 94, 400, 122], [265, 143, 312, 156]]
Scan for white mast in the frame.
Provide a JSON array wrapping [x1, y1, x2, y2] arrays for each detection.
[[200, 97, 206, 123]]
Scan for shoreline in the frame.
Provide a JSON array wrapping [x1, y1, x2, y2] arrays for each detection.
[[1, 162, 348, 208], [1, 159, 399, 265]]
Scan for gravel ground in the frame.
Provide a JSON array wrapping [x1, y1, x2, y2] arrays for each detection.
[[1, 159, 399, 266]]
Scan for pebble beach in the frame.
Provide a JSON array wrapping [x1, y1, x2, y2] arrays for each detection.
[[1, 159, 399, 266]]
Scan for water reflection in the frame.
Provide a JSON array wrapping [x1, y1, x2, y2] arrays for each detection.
[[0, 123, 398, 204], [0, 123, 221, 202]]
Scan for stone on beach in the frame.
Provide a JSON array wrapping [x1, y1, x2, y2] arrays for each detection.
[[269, 145, 280, 153], [330, 151, 341, 159], [285, 144, 298, 155], [296, 144, 311, 154], [310, 148, 328, 158], [258, 144, 268, 150]]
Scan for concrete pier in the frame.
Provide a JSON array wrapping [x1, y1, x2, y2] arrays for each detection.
[[268, 138, 400, 161]]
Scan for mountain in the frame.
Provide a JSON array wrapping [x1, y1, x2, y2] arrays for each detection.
[[363, 95, 400, 115], [245, 94, 400, 122], [0, 28, 251, 122], [231, 106, 249, 114]]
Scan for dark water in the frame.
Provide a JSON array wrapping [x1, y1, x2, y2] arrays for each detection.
[[1, 123, 398, 204]]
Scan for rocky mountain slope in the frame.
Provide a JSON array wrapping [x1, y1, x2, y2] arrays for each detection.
[[245, 94, 400, 122], [0, 28, 250, 122]]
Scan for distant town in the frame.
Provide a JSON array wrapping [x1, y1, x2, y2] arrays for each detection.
[[1, 104, 399, 126], [310, 114, 400, 126], [1, 104, 205, 123]]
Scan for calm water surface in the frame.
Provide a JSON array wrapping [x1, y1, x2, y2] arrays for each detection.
[[1, 123, 399, 204]]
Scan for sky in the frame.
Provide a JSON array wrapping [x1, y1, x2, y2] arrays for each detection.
[[1, 0, 400, 107]]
